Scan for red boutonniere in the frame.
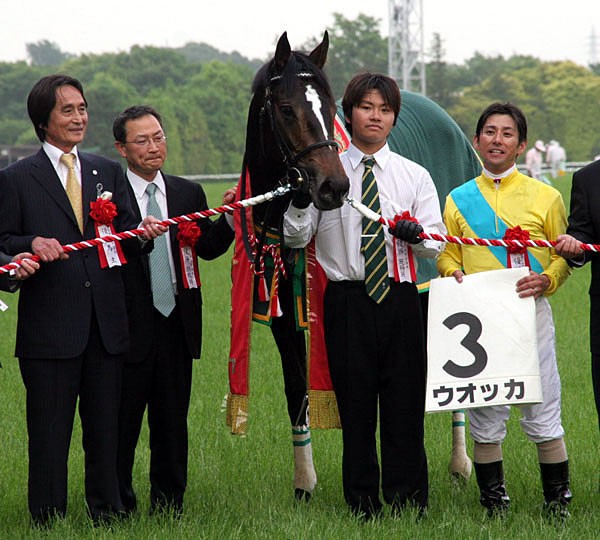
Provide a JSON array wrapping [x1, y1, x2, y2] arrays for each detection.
[[89, 191, 127, 268], [395, 210, 419, 225], [177, 222, 201, 288], [177, 221, 202, 247], [390, 211, 417, 283], [503, 225, 529, 254], [89, 197, 118, 225], [503, 226, 530, 269]]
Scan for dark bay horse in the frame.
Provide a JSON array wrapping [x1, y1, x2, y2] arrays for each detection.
[[227, 31, 348, 500], [227, 32, 480, 501]]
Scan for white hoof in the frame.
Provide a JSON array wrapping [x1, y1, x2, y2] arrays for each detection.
[[449, 453, 473, 483]]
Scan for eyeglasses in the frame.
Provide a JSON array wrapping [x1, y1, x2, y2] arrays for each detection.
[[123, 135, 167, 147]]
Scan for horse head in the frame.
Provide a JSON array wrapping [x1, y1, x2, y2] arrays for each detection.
[[246, 31, 349, 213]]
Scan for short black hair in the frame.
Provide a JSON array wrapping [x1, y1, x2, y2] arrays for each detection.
[[27, 74, 87, 142], [341, 72, 401, 135], [113, 105, 163, 143], [475, 102, 528, 145]]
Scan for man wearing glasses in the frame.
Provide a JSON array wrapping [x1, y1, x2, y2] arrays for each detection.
[[113, 105, 235, 516]]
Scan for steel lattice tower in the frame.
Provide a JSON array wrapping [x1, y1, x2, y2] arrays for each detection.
[[388, 0, 426, 94]]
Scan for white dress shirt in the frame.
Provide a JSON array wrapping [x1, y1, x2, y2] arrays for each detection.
[[283, 142, 446, 281]]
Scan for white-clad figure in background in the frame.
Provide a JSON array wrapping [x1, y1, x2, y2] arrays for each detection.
[[546, 140, 567, 178], [525, 139, 545, 180]]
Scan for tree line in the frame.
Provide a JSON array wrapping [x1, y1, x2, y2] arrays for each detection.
[[1, 13, 600, 176]]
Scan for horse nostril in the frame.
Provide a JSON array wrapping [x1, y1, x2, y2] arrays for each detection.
[[317, 177, 349, 208]]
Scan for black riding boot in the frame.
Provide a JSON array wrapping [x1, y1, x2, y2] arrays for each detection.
[[540, 461, 572, 520], [474, 461, 510, 517]]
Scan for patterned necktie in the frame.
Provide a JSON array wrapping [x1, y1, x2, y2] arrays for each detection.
[[145, 182, 176, 317], [361, 157, 390, 303], [60, 153, 83, 232]]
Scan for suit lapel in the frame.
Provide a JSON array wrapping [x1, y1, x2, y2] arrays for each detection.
[[164, 175, 180, 257], [80, 155, 101, 232], [30, 149, 80, 230], [124, 177, 151, 280]]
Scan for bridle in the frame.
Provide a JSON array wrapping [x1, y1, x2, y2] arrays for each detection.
[[261, 71, 339, 189], [242, 68, 339, 270]]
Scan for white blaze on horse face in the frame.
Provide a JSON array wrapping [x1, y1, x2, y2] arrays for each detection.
[[304, 85, 329, 140]]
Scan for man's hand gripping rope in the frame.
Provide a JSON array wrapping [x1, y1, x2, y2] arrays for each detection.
[[0, 184, 293, 275]]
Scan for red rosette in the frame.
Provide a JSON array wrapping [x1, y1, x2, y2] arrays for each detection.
[[88, 197, 126, 268], [89, 198, 118, 225], [177, 221, 202, 247], [177, 222, 201, 288], [503, 226, 530, 254], [391, 212, 417, 283], [392, 210, 419, 227]]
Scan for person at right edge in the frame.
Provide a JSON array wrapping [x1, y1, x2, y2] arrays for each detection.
[[555, 157, 600, 492], [437, 102, 572, 520]]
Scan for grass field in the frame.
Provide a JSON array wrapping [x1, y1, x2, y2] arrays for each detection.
[[0, 176, 598, 539]]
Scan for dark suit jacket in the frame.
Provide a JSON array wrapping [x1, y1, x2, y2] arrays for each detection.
[[0, 148, 140, 358], [122, 172, 234, 360], [566, 159, 600, 353]]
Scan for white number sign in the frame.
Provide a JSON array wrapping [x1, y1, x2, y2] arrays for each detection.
[[426, 267, 542, 412]]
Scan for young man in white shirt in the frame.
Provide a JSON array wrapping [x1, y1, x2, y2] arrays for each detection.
[[283, 72, 445, 520]]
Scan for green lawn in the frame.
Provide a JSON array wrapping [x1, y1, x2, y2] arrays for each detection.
[[0, 176, 598, 538]]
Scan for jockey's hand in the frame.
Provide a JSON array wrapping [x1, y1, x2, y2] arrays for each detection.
[[31, 236, 68, 262], [389, 219, 423, 244], [451, 270, 465, 283], [516, 271, 550, 299]]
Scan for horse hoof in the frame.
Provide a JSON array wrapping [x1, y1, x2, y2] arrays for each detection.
[[294, 489, 312, 502], [450, 470, 470, 487]]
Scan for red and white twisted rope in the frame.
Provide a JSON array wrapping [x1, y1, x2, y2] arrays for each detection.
[[345, 196, 600, 253], [0, 184, 292, 275]]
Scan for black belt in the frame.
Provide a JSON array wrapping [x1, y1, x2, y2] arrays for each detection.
[[328, 278, 402, 289]]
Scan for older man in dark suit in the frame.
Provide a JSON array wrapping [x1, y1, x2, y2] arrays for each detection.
[[0, 75, 160, 526], [112, 105, 234, 515]]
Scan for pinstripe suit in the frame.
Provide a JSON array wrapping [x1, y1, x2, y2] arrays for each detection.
[[0, 147, 140, 523]]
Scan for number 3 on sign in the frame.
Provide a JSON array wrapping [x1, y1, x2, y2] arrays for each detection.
[[442, 312, 487, 378]]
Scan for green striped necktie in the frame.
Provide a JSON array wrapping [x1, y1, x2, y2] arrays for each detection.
[[361, 157, 390, 303]]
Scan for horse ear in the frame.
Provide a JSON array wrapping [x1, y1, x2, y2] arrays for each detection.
[[308, 31, 329, 69], [274, 32, 292, 71]]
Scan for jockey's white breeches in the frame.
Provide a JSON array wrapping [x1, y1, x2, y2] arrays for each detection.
[[468, 297, 565, 444]]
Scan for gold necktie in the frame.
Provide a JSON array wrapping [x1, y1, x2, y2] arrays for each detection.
[[60, 153, 83, 232]]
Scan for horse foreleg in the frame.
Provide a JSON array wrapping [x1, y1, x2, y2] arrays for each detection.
[[292, 423, 317, 501], [448, 410, 472, 483], [270, 298, 317, 500]]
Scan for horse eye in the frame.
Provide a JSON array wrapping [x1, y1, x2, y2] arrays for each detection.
[[279, 105, 296, 119]]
